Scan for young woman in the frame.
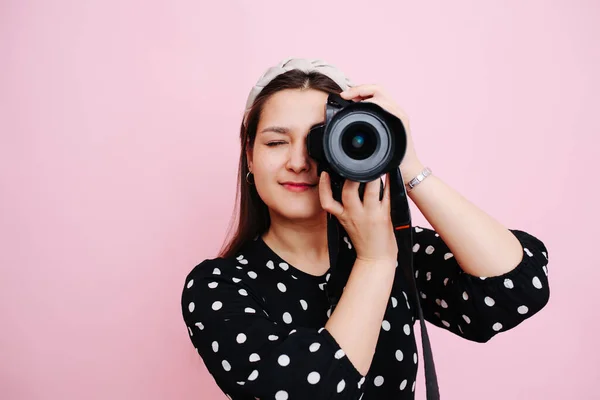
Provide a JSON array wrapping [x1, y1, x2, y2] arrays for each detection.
[[181, 58, 550, 400]]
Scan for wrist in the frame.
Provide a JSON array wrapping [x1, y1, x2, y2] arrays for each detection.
[[400, 161, 426, 185]]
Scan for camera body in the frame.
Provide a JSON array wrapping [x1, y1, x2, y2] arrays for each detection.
[[307, 93, 407, 202]]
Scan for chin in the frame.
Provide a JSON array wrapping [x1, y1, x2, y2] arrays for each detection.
[[270, 202, 325, 222]]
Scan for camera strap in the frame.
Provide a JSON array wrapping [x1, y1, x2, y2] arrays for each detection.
[[325, 168, 440, 399]]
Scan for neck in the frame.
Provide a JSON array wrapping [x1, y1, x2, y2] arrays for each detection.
[[263, 211, 329, 266]]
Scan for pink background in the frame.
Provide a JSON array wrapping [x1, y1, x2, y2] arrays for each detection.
[[1, 0, 598, 399]]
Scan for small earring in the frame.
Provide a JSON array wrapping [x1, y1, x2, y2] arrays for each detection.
[[246, 171, 254, 185]]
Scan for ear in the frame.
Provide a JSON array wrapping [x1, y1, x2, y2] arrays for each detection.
[[245, 138, 253, 171]]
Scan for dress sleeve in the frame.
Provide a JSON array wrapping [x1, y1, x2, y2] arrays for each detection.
[[411, 226, 550, 343], [181, 259, 367, 400]]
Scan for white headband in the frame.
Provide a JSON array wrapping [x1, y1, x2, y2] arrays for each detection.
[[243, 57, 354, 124]]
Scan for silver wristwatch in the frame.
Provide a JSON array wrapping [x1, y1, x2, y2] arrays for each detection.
[[406, 167, 432, 192]]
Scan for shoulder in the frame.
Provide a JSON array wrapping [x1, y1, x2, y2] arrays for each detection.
[[183, 256, 238, 287]]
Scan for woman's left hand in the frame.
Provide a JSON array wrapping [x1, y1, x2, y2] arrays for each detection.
[[340, 84, 425, 184]]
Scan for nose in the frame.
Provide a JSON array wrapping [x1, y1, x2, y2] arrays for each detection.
[[285, 139, 312, 173]]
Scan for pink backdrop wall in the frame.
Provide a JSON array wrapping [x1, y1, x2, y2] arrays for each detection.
[[1, 0, 598, 399]]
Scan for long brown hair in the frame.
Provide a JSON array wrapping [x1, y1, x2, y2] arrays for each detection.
[[218, 69, 343, 259]]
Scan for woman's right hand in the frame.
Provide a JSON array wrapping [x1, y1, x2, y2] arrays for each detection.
[[319, 171, 398, 264]]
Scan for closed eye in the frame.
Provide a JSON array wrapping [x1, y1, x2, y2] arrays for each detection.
[[266, 141, 287, 147]]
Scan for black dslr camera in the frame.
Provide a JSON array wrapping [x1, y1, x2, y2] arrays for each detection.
[[307, 93, 407, 202]]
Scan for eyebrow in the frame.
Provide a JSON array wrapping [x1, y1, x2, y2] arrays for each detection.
[[259, 122, 325, 135], [259, 126, 290, 135]]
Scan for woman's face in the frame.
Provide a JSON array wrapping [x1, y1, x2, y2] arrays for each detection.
[[248, 88, 329, 223]]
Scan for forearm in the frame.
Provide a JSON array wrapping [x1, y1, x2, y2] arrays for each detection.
[[325, 259, 396, 376], [405, 163, 523, 277]]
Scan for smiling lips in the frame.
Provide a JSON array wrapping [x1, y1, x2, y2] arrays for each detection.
[[281, 182, 317, 192]]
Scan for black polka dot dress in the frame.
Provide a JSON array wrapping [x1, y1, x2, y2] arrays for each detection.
[[181, 227, 550, 399]]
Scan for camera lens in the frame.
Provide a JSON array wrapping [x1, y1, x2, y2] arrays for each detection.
[[341, 123, 378, 160]]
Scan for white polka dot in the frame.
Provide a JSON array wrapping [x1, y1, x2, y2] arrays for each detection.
[[187, 326, 193, 336], [326, 273, 331, 282], [462, 315, 471, 324], [275, 390, 288, 400], [413, 243, 420, 252], [391, 297, 398, 308], [400, 379, 408, 390], [395, 349, 404, 361], [374, 376, 384, 386], [484, 296, 495, 307], [532, 276, 543, 289], [382, 320, 391, 331], [442, 320, 450, 327], [425, 245, 435, 255], [277, 282, 287, 292], [504, 278, 514, 289], [415, 270, 419, 278], [195, 322, 204, 330], [492, 322, 503, 331], [248, 370, 258, 381], [518, 305, 529, 314], [458, 325, 464, 334], [337, 379, 346, 393], [213, 268, 221, 275], [358, 376, 365, 388], [236, 333, 247, 344], [309, 342, 321, 352], [249, 353, 260, 362], [288, 329, 297, 335], [402, 291, 408, 301], [318, 327, 325, 333], [188, 302, 195, 312], [542, 251, 547, 259], [283, 312, 292, 324], [208, 281, 218, 289], [524, 248, 533, 257], [343, 236, 352, 249], [420, 292, 427, 299], [543, 265, 548, 276], [326, 308, 332, 318], [335, 349, 345, 359], [415, 226, 423, 232], [462, 291, 469, 300], [278, 354, 290, 366], [222, 360, 231, 371], [403, 324, 410, 335], [279, 262, 289, 271], [186, 279, 194, 288], [444, 252, 454, 260], [426, 271, 432, 281], [412, 381, 416, 392], [443, 277, 449, 286], [266, 260, 275, 269], [244, 307, 256, 313], [440, 299, 448, 308], [212, 341, 219, 352], [480, 276, 487, 280], [238, 289, 248, 296], [247, 271, 257, 279], [232, 277, 241, 283], [307, 372, 320, 384], [413, 353, 418, 363], [300, 300, 308, 310], [212, 301, 222, 311]]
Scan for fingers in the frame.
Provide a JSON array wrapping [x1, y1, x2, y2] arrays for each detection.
[[381, 172, 391, 209], [341, 179, 361, 211], [318, 172, 344, 217], [362, 177, 382, 209], [340, 84, 385, 101]]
